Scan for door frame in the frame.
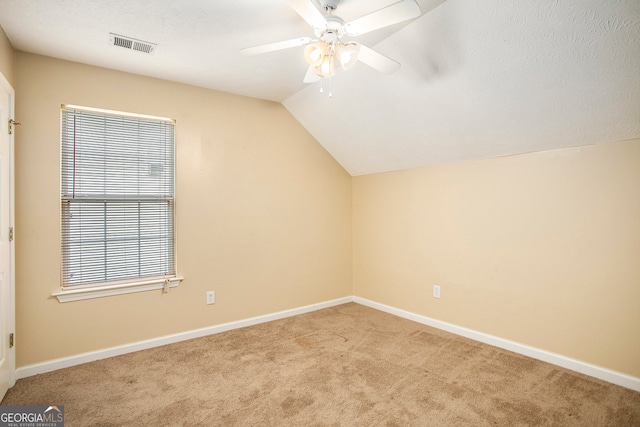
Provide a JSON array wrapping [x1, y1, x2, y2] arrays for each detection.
[[0, 70, 16, 390]]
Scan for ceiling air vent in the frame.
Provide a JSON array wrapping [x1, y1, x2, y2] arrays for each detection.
[[109, 33, 156, 54]]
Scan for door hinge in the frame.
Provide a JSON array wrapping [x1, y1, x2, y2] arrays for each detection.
[[8, 227, 13, 242], [8, 119, 20, 135], [9, 333, 14, 348]]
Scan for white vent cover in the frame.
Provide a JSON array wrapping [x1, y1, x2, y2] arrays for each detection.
[[109, 33, 156, 54]]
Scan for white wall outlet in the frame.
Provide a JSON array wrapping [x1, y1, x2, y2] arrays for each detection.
[[206, 290, 215, 305], [433, 285, 441, 299]]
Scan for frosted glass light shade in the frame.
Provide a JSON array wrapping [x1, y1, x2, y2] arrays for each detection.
[[336, 42, 360, 70], [304, 42, 327, 67], [315, 55, 335, 77]]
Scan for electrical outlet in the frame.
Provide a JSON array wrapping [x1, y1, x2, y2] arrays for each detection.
[[433, 285, 441, 299], [206, 290, 215, 305]]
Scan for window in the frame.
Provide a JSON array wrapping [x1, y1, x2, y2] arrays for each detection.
[[54, 105, 181, 302]]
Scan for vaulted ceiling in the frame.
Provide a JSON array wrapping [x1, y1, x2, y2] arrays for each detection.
[[0, 0, 638, 175]]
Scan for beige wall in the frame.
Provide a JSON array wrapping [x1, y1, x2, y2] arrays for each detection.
[[353, 139, 640, 378], [15, 52, 352, 367], [12, 49, 640, 382], [0, 25, 15, 86]]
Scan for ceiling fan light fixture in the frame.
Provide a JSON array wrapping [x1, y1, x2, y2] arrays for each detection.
[[304, 42, 327, 67], [336, 42, 360, 70], [242, 0, 418, 88]]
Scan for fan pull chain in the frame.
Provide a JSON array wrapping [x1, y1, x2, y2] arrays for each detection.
[[318, 77, 333, 98]]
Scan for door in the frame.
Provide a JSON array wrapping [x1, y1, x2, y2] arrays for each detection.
[[0, 72, 15, 400]]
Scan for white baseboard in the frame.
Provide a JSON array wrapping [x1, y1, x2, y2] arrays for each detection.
[[353, 296, 640, 392], [15, 296, 353, 380], [16, 295, 640, 393]]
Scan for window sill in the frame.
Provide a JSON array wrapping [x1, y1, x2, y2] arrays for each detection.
[[52, 276, 184, 303]]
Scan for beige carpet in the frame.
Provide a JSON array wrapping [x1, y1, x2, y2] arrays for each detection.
[[2, 303, 639, 426]]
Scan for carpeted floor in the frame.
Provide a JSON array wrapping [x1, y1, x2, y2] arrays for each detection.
[[2, 303, 639, 426]]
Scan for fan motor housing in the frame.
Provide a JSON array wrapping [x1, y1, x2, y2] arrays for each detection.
[[315, 15, 345, 39]]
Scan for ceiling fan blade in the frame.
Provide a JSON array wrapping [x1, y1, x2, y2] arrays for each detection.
[[344, 0, 421, 36], [240, 37, 312, 55], [357, 44, 401, 74], [285, 0, 328, 29], [303, 66, 321, 83]]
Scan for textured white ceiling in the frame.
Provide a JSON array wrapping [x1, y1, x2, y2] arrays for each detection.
[[0, 0, 638, 175]]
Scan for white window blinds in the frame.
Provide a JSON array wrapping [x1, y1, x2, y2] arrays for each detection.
[[61, 105, 176, 287]]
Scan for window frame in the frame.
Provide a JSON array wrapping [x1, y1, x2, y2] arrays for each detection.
[[53, 104, 183, 302]]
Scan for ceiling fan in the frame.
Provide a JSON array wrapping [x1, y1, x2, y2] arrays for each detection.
[[241, 0, 421, 84]]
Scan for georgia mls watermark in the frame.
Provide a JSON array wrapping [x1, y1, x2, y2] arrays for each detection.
[[0, 406, 64, 427]]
